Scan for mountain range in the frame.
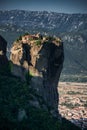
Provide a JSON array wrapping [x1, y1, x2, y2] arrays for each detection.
[[0, 10, 87, 33]]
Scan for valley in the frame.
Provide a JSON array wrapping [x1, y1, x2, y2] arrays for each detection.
[[59, 82, 87, 129]]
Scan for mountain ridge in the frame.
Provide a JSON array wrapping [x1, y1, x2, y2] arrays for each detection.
[[0, 10, 87, 34]]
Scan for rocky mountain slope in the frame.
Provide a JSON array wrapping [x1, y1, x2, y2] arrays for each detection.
[[0, 35, 81, 130], [59, 31, 87, 82], [0, 10, 87, 33]]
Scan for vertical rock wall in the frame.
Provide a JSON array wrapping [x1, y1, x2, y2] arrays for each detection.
[[10, 35, 64, 116]]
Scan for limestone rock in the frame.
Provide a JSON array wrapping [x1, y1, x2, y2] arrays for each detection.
[[10, 34, 64, 116]]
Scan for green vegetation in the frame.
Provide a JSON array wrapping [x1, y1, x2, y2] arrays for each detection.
[[67, 91, 81, 95], [0, 68, 81, 130], [60, 74, 87, 82], [9, 61, 13, 71], [61, 102, 80, 109], [35, 40, 42, 46], [46, 36, 55, 41], [16, 35, 22, 42], [25, 71, 33, 85], [23, 32, 30, 36], [29, 37, 34, 41], [84, 101, 87, 107], [19, 35, 22, 40], [15, 32, 30, 42]]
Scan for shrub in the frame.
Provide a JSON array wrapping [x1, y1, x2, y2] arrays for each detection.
[[46, 36, 55, 41], [16, 35, 22, 42], [25, 71, 33, 85], [23, 32, 29, 36], [67, 91, 81, 95], [19, 35, 22, 40], [0, 70, 81, 130], [84, 101, 87, 107], [35, 40, 42, 46]]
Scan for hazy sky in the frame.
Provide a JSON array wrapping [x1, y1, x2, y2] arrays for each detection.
[[0, 0, 87, 13]]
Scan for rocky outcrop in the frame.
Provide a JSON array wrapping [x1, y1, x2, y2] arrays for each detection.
[[10, 34, 64, 116], [0, 35, 9, 72]]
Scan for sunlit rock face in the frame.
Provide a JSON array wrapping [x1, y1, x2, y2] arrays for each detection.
[[10, 34, 64, 116]]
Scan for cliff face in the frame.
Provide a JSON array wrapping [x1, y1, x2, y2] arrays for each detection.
[[10, 34, 64, 116], [0, 35, 9, 71]]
